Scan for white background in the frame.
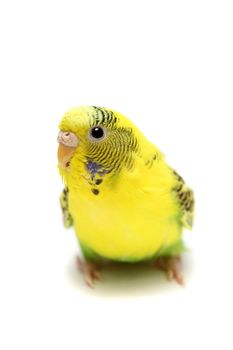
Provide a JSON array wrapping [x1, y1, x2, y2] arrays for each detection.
[[0, 1, 233, 349]]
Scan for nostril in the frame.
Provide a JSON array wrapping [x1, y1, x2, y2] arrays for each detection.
[[58, 131, 78, 148]]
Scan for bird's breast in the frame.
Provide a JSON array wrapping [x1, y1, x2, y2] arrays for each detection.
[[69, 173, 181, 261]]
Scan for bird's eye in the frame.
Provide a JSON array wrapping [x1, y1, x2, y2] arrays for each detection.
[[88, 126, 107, 141]]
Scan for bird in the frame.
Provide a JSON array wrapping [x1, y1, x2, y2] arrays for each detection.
[[57, 106, 194, 287]]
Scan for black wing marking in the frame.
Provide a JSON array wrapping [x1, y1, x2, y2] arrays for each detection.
[[172, 170, 195, 229], [60, 188, 73, 228]]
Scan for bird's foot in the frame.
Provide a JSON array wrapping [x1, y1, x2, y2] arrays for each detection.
[[77, 257, 102, 288], [154, 256, 184, 286]]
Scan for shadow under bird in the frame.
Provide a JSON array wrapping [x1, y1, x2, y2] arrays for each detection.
[[57, 106, 194, 287]]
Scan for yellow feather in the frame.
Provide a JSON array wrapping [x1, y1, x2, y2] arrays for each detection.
[[58, 106, 193, 262]]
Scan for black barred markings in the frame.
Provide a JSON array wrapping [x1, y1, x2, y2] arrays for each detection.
[[91, 106, 117, 128], [172, 169, 194, 214], [86, 107, 140, 194], [60, 188, 73, 227], [145, 154, 158, 168], [173, 170, 184, 183], [87, 108, 139, 174]]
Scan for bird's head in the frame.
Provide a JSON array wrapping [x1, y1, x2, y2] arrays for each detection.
[[57, 106, 142, 182]]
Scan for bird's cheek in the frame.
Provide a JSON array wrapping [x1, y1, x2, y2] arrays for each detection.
[[57, 143, 76, 169]]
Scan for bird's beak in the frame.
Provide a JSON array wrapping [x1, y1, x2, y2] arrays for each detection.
[[57, 131, 78, 169]]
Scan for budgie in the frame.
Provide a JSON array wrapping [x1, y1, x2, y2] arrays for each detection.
[[57, 106, 194, 287]]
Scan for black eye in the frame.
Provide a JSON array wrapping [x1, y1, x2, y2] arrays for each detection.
[[89, 126, 106, 141]]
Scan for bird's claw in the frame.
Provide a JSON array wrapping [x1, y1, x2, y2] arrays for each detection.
[[77, 257, 102, 288], [154, 256, 184, 286]]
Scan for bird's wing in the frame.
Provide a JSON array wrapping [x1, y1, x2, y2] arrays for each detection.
[[172, 170, 195, 229], [59, 188, 73, 228]]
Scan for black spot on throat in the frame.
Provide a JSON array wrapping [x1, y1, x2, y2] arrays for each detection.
[[95, 179, 103, 185], [92, 189, 100, 196]]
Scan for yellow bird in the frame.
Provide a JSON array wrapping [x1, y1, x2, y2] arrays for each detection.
[[57, 106, 194, 286]]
